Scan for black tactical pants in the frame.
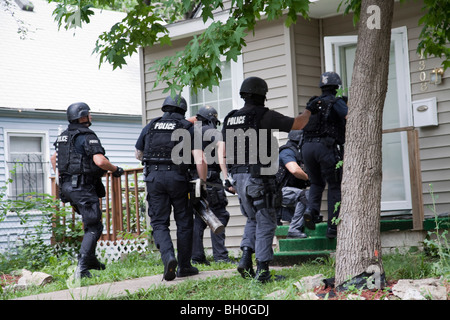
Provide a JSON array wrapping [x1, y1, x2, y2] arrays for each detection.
[[60, 180, 104, 257], [192, 175, 230, 262], [145, 170, 194, 269], [302, 140, 342, 230]]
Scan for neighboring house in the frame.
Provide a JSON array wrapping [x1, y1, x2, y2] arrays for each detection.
[[140, 0, 449, 253], [0, 0, 142, 252]]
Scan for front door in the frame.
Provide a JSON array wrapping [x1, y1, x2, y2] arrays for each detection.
[[324, 27, 413, 212]]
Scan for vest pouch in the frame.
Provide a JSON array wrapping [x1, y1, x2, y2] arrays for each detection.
[[250, 165, 261, 178], [95, 178, 106, 198], [206, 187, 220, 207]]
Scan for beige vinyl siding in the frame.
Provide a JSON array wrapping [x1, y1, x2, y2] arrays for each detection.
[[294, 17, 322, 113], [141, 37, 191, 124], [407, 23, 450, 215], [242, 19, 294, 116], [320, 0, 450, 217]]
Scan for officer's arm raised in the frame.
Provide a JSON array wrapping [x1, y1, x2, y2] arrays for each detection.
[[291, 110, 312, 130]]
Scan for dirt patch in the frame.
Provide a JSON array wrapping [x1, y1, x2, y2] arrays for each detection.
[[313, 280, 398, 300], [1, 274, 21, 287]]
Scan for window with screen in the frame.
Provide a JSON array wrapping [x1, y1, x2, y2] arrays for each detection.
[[6, 133, 47, 200]]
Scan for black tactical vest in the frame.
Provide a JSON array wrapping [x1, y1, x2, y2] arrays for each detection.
[[275, 140, 310, 189], [56, 125, 106, 178], [142, 113, 193, 164], [303, 94, 346, 145], [223, 105, 270, 172]]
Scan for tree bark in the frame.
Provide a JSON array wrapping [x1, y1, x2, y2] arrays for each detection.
[[335, 0, 394, 287]]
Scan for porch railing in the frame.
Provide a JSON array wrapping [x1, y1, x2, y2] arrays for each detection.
[[50, 167, 147, 242]]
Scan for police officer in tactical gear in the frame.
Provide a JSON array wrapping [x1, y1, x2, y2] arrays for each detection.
[[191, 105, 233, 264], [51, 102, 124, 279], [135, 95, 207, 281], [302, 71, 348, 239], [222, 76, 319, 283], [276, 130, 310, 238]]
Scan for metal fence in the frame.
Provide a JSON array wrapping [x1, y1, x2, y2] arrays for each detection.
[[6, 154, 47, 201]]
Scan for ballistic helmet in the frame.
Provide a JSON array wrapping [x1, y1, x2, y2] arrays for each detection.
[[67, 102, 90, 122], [319, 71, 342, 88], [239, 77, 268, 97], [162, 95, 187, 112], [197, 105, 220, 125], [288, 130, 303, 142]]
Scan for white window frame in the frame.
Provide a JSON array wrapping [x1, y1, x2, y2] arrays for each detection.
[[4, 130, 50, 199], [182, 55, 244, 122], [323, 27, 413, 212]]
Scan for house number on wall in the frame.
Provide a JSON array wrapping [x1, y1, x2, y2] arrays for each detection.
[[418, 49, 428, 92]]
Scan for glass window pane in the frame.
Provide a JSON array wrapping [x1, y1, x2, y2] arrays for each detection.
[[219, 79, 232, 100], [10, 136, 42, 153], [221, 61, 231, 79], [204, 86, 218, 103], [190, 104, 200, 117]]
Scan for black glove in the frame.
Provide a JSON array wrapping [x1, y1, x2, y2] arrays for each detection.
[[112, 166, 124, 177], [305, 96, 321, 114]]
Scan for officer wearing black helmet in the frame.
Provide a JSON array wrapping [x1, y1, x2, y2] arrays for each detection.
[[135, 95, 207, 281], [222, 76, 319, 283], [302, 71, 348, 239], [190, 105, 233, 265], [51, 102, 124, 279]]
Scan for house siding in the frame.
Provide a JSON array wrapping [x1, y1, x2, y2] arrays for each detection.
[[0, 112, 142, 253], [321, 1, 450, 216], [140, 0, 449, 254], [141, 19, 298, 253]]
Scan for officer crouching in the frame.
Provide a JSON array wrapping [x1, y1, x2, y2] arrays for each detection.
[[51, 102, 124, 279], [135, 95, 207, 281]]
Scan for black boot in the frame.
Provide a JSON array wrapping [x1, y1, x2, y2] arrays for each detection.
[[303, 209, 316, 230], [237, 247, 255, 279], [254, 260, 271, 283], [176, 265, 199, 277], [85, 255, 106, 270], [75, 254, 93, 279], [255, 260, 286, 283], [163, 255, 178, 281]]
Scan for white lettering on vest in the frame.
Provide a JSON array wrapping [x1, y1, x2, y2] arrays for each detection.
[[155, 122, 176, 130], [57, 136, 68, 143], [226, 116, 246, 126]]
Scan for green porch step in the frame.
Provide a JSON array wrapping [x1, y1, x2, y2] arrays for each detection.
[[272, 216, 450, 265], [273, 222, 335, 265]]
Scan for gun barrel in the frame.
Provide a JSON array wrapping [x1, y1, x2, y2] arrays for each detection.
[[193, 199, 225, 234]]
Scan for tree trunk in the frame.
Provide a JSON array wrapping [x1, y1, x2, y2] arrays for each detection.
[[335, 0, 394, 288]]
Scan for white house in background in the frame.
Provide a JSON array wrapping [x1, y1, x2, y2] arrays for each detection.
[[0, 0, 143, 252]]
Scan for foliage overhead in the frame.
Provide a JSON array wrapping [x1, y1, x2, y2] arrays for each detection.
[[46, 0, 449, 95], [47, 0, 310, 96]]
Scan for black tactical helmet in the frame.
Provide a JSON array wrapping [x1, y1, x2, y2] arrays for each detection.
[[67, 102, 90, 122], [288, 130, 303, 142], [197, 105, 220, 125], [319, 71, 342, 88], [239, 77, 268, 96], [162, 95, 187, 112]]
